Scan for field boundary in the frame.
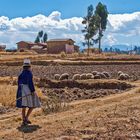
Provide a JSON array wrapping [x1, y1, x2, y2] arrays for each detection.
[[1, 60, 140, 66]]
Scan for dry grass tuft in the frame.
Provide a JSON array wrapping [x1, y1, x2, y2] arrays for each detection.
[[60, 52, 67, 58], [0, 84, 17, 107], [42, 95, 69, 115], [0, 77, 43, 107]]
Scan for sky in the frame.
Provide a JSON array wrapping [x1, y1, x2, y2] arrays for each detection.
[[1, 0, 140, 18], [0, 0, 140, 49]]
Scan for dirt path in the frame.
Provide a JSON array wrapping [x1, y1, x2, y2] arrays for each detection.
[[1, 82, 140, 139]]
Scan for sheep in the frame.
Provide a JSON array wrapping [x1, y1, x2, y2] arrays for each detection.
[[86, 73, 94, 79], [118, 71, 130, 80], [92, 71, 98, 75], [102, 71, 110, 78], [59, 73, 69, 80], [72, 74, 81, 80], [54, 74, 60, 80], [118, 73, 127, 80], [118, 71, 123, 76], [93, 74, 101, 79], [125, 74, 130, 79], [99, 73, 107, 79], [80, 73, 87, 80], [93, 72, 106, 79], [118, 73, 130, 80]]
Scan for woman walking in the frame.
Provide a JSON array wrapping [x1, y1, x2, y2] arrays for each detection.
[[16, 59, 41, 125]]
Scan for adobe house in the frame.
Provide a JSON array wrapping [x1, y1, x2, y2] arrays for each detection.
[[83, 48, 99, 54], [17, 41, 35, 51], [0, 45, 6, 52], [16, 41, 47, 53], [47, 39, 79, 54]]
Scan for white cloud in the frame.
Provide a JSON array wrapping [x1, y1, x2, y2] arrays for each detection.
[[48, 11, 61, 21], [103, 11, 140, 46], [0, 11, 140, 49], [103, 35, 117, 46]]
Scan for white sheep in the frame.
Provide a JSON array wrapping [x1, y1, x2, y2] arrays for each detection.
[[99, 73, 107, 79], [72, 74, 81, 80], [80, 73, 87, 80], [92, 71, 98, 75], [102, 71, 110, 78], [118, 73, 126, 80], [59, 73, 69, 80], [118, 73, 130, 80], [93, 74, 101, 79], [118, 71, 123, 76], [54, 74, 61, 80], [86, 73, 94, 79], [125, 74, 130, 79]]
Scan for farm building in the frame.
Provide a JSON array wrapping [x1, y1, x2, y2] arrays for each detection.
[[17, 39, 79, 54], [17, 41, 35, 50], [0, 45, 6, 52], [47, 39, 79, 54], [16, 41, 47, 53], [83, 48, 99, 53], [31, 45, 47, 54]]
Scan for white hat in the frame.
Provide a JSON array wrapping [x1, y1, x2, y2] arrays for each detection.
[[23, 59, 31, 67]]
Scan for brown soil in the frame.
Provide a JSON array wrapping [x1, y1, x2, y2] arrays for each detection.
[[0, 64, 139, 80], [0, 82, 140, 139], [39, 79, 132, 89], [39, 79, 133, 102], [0, 61, 140, 140], [43, 88, 124, 102]]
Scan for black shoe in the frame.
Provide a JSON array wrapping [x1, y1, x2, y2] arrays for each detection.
[[21, 121, 28, 126], [26, 120, 32, 124]]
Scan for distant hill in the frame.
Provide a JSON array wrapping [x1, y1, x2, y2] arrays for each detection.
[[8, 43, 133, 52], [102, 45, 132, 51], [79, 44, 133, 51]]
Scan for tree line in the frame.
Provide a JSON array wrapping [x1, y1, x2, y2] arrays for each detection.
[[82, 2, 108, 56], [104, 46, 140, 54]]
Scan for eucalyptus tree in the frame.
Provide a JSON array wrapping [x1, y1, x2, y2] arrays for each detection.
[[43, 33, 48, 43], [82, 5, 99, 56], [35, 35, 40, 43], [95, 2, 108, 53]]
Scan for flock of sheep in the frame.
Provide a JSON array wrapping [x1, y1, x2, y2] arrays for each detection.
[[54, 71, 131, 81]]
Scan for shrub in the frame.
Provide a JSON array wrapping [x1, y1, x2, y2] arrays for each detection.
[[61, 51, 66, 58], [42, 96, 69, 115]]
